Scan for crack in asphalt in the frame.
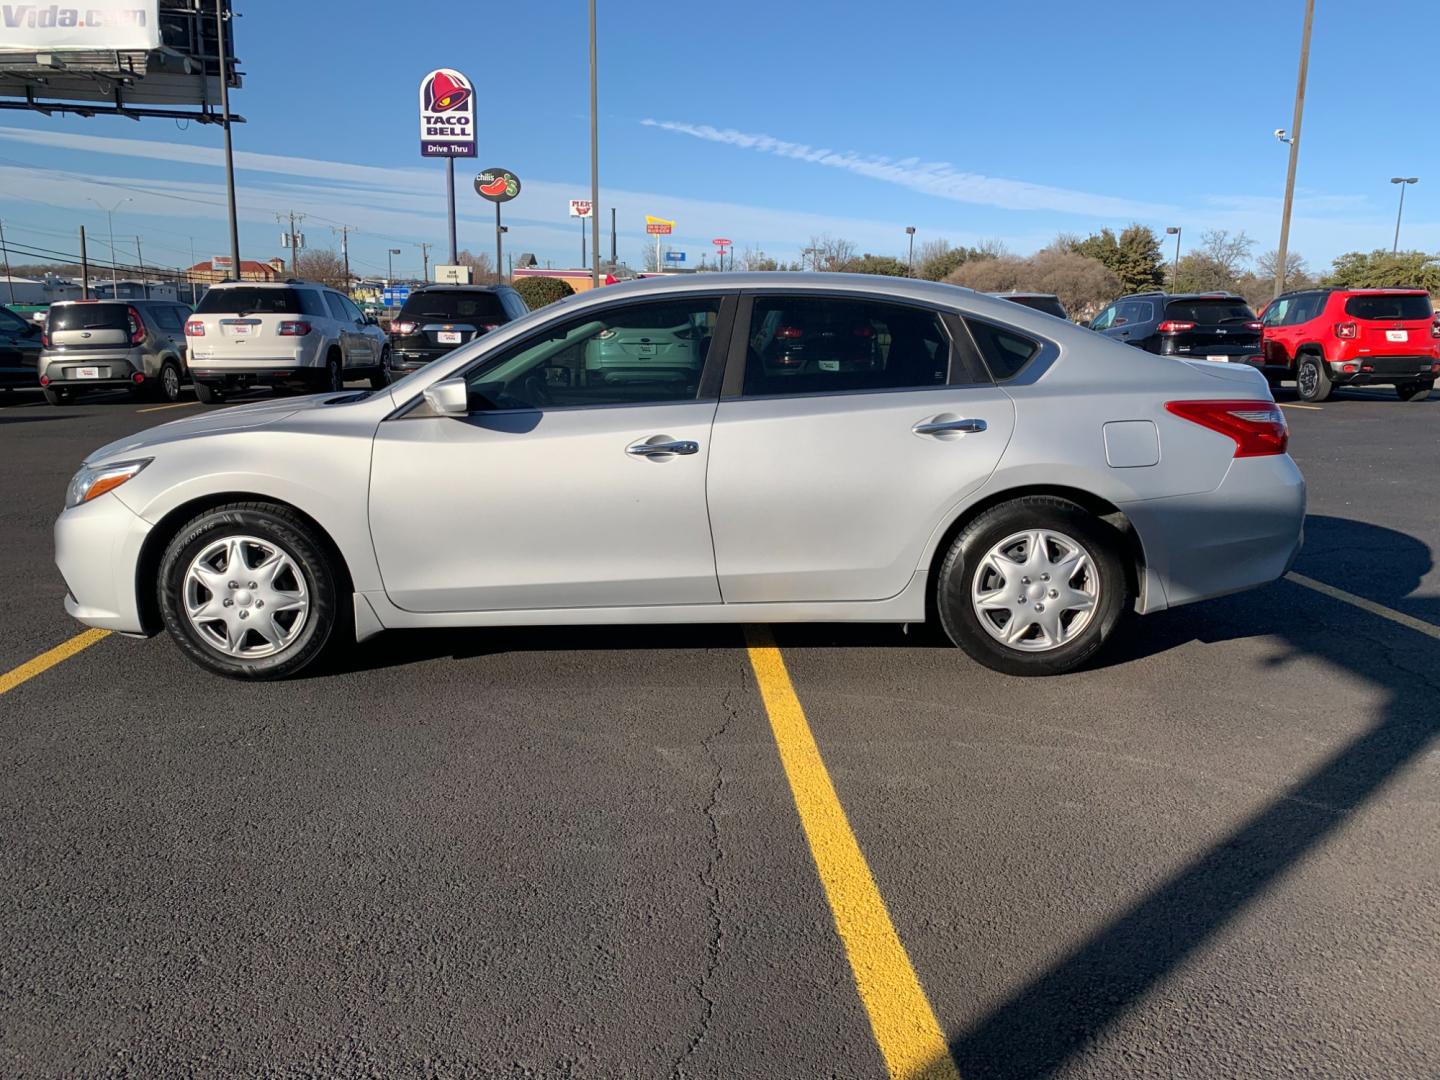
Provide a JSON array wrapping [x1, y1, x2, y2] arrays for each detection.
[[669, 682, 741, 1079]]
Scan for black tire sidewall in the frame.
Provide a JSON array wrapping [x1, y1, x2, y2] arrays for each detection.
[[157, 504, 340, 679], [1298, 356, 1331, 402], [194, 381, 221, 404], [937, 497, 1130, 676], [160, 361, 182, 402]]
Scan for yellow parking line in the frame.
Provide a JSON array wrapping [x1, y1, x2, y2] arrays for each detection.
[[0, 628, 111, 696], [1287, 572, 1440, 640], [1278, 402, 1322, 411], [745, 626, 960, 1080], [136, 401, 199, 414]]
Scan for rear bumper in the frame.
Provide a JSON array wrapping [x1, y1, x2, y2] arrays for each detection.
[[54, 493, 152, 635], [1120, 454, 1306, 612], [1327, 355, 1436, 384], [190, 366, 312, 385], [39, 352, 146, 387]]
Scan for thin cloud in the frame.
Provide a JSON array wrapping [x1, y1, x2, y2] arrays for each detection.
[[641, 118, 1175, 218]]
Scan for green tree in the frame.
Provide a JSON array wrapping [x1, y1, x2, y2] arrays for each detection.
[[513, 275, 576, 310], [843, 253, 910, 276], [1070, 224, 1164, 295], [1324, 250, 1440, 291]]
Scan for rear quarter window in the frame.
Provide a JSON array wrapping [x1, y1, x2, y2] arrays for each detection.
[[1344, 294, 1432, 320], [964, 318, 1041, 381]]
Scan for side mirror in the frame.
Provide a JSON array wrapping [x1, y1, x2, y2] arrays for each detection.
[[363, 313, 378, 325], [422, 376, 470, 417]]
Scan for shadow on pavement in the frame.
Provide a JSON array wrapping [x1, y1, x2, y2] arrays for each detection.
[[934, 514, 1440, 1078], [0, 413, 81, 426]]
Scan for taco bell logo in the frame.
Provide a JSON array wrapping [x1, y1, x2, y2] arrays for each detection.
[[418, 68, 476, 159]]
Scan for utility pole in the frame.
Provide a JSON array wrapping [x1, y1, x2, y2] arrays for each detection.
[[277, 211, 305, 275], [588, 0, 600, 289], [0, 219, 13, 305], [215, 0, 241, 275], [1273, 0, 1315, 299], [332, 225, 354, 292], [79, 225, 90, 299], [610, 206, 616, 267], [416, 241, 432, 283], [134, 235, 148, 298]]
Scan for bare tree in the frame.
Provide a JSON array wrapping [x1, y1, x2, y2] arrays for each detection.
[[945, 250, 1120, 321], [806, 234, 857, 272], [737, 245, 781, 271], [1198, 229, 1255, 278], [295, 249, 349, 290], [455, 249, 497, 284], [1256, 248, 1307, 281]]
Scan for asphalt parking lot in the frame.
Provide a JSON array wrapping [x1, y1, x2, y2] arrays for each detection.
[[2, 383, 1438, 1079]]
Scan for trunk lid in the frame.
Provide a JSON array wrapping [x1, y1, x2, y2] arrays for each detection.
[[45, 302, 135, 349], [1343, 292, 1433, 354], [1162, 297, 1261, 357]]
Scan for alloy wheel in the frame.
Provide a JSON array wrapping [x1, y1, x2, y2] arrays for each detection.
[[970, 529, 1100, 652], [182, 534, 310, 658]]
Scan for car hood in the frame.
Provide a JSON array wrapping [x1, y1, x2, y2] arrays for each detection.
[[84, 394, 335, 464]]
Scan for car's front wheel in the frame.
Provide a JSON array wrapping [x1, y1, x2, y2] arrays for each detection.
[[936, 496, 1130, 676], [370, 347, 391, 391], [193, 380, 223, 404], [157, 360, 184, 402], [158, 503, 342, 679]]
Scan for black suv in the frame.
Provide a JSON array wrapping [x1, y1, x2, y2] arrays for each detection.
[[386, 285, 528, 381], [1090, 292, 1261, 362]]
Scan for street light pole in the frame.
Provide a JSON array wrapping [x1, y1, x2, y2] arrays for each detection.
[[905, 225, 916, 276], [387, 247, 401, 284], [1273, 0, 1315, 299], [89, 196, 130, 295], [1166, 226, 1182, 290], [1390, 177, 1419, 254], [214, 0, 241, 276], [588, 0, 600, 289]]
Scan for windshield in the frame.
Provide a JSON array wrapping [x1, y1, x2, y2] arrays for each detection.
[[1344, 294, 1432, 321], [1163, 299, 1255, 324], [194, 288, 302, 315]]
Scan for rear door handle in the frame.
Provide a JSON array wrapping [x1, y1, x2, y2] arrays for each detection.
[[626, 437, 700, 457], [912, 416, 987, 437]]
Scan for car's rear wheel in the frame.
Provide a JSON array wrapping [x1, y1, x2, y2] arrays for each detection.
[[158, 503, 342, 680], [194, 380, 223, 404], [42, 386, 72, 406], [1296, 354, 1333, 402], [1396, 380, 1434, 402], [370, 347, 391, 391], [156, 360, 183, 402], [324, 350, 343, 392], [936, 496, 1130, 676]]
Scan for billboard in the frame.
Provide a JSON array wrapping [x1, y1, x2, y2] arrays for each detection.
[[569, 199, 593, 218], [418, 69, 475, 158], [645, 216, 675, 236], [0, 1, 160, 52]]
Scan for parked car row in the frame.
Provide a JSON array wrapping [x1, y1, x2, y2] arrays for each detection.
[[1087, 287, 1439, 402]]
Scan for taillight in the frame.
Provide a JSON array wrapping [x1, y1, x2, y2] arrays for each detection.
[[1156, 320, 1196, 333], [126, 305, 146, 346], [1246, 321, 1263, 331], [1166, 399, 1288, 458], [1430, 322, 1439, 339], [389, 320, 418, 335], [185, 320, 205, 337], [479, 323, 500, 333], [775, 325, 803, 340], [277, 321, 311, 336], [40, 325, 51, 348], [1334, 321, 1358, 339]]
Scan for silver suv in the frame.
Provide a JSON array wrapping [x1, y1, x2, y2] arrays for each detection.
[[185, 280, 389, 402], [39, 299, 192, 404]]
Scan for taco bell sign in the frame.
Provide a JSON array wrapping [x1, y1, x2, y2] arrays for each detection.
[[418, 68, 476, 158]]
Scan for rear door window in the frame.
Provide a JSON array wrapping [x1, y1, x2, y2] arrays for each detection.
[[150, 305, 183, 333], [1344, 294, 1432, 321], [296, 290, 327, 318], [741, 296, 951, 397], [194, 288, 302, 315], [1163, 299, 1256, 324], [324, 293, 349, 321]]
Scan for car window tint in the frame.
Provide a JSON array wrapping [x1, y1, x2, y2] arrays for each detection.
[[1343, 293, 1432, 321], [1289, 294, 1322, 324], [150, 305, 182, 333], [1163, 299, 1255, 323], [323, 293, 348, 321], [463, 297, 721, 410], [964, 318, 1042, 381], [0, 306, 29, 332], [1090, 306, 1115, 331], [401, 291, 507, 322], [741, 296, 950, 397], [47, 303, 132, 331], [295, 290, 327, 318], [340, 295, 366, 323], [194, 288, 302, 315], [1262, 299, 1288, 326]]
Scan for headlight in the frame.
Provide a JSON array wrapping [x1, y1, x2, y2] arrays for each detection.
[[64, 458, 151, 509]]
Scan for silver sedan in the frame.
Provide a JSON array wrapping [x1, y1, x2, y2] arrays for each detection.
[[55, 274, 1305, 679]]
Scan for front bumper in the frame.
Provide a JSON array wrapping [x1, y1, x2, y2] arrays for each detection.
[[1120, 453, 1306, 612], [54, 493, 153, 635]]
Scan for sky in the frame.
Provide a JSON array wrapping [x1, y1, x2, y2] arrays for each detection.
[[0, 0, 1436, 283]]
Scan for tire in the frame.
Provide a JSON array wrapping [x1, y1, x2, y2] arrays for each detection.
[[157, 502, 344, 680], [323, 350, 343, 392], [156, 360, 183, 402], [369, 348, 391, 391], [42, 386, 72, 406], [193, 380, 223, 404], [936, 496, 1131, 676], [1395, 380, 1434, 402], [1296, 354, 1333, 402]]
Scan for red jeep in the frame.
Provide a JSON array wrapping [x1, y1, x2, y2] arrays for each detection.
[[1257, 288, 1439, 402]]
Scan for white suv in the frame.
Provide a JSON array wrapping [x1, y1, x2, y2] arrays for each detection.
[[185, 280, 389, 402]]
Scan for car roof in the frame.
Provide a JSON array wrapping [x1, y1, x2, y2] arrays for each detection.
[[1119, 291, 1246, 302], [407, 284, 515, 294], [207, 279, 326, 289], [989, 291, 1060, 299]]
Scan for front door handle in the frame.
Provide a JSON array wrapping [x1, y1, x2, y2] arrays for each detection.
[[626, 436, 700, 458], [912, 416, 987, 437]]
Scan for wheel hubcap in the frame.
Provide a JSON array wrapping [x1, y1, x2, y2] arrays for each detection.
[[1299, 364, 1316, 395], [183, 535, 309, 658], [971, 529, 1100, 652], [164, 368, 179, 395]]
